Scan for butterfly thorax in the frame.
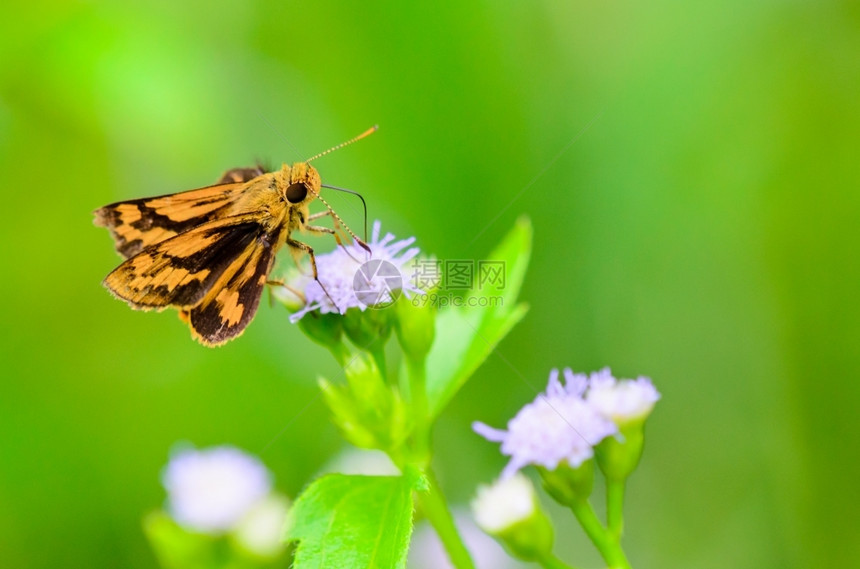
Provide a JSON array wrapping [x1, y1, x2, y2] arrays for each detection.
[[221, 162, 321, 234]]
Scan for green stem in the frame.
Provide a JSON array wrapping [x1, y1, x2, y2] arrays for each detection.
[[407, 356, 430, 463], [569, 499, 631, 569], [606, 479, 625, 539], [420, 469, 476, 569], [538, 553, 578, 569]]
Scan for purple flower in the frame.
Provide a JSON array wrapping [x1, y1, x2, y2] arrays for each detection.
[[286, 220, 421, 322], [473, 369, 617, 478]]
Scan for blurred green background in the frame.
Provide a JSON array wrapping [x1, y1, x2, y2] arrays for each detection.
[[2, 1, 859, 567]]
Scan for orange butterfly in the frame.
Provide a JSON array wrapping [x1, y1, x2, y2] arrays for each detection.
[[95, 127, 375, 345]]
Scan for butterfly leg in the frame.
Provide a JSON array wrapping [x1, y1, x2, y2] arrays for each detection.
[[305, 212, 369, 263], [307, 210, 371, 253], [304, 224, 336, 237], [286, 237, 340, 312], [307, 223, 363, 264], [306, 211, 344, 246], [263, 277, 306, 307]]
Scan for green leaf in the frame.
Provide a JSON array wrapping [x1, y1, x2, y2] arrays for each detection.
[[425, 217, 532, 417], [284, 474, 415, 569]]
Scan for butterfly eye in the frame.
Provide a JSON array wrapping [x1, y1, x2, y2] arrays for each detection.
[[286, 183, 309, 203]]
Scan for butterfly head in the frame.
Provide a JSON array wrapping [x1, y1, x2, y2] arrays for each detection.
[[280, 162, 321, 205]]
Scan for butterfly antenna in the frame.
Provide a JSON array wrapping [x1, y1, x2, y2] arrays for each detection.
[[322, 184, 369, 244], [305, 125, 378, 163], [313, 191, 372, 257]]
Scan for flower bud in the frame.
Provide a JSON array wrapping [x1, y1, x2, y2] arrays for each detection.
[[297, 312, 348, 362], [537, 459, 594, 507], [393, 294, 435, 362], [471, 474, 554, 561], [585, 370, 659, 481], [342, 306, 393, 350], [596, 424, 646, 482]]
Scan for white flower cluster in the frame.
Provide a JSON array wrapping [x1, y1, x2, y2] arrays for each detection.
[[288, 220, 421, 322], [585, 368, 660, 423], [471, 473, 537, 534], [473, 368, 659, 478], [161, 445, 288, 556]]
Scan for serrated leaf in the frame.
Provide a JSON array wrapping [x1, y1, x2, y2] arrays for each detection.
[[425, 217, 532, 417], [284, 474, 414, 569]]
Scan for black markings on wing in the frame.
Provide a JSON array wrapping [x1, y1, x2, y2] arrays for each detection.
[[103, 215, 264, 310], [93, 182, 247, 259], [187, 224, 284, 345]]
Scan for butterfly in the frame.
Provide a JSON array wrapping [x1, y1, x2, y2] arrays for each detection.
[[94, 126, 376, 346]]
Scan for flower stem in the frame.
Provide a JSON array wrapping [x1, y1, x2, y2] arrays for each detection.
[[606, 479, 625, 538], [406, 356, 430, 462], [569, 499, 631, 569], [538, 553, 579, 569], [420, 469, 476, 569]]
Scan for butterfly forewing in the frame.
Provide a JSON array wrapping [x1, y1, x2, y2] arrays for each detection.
[[94, 181, 249, 258]]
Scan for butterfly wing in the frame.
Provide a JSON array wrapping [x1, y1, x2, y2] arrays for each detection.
[[103, 213, 266, 311], [184, 223, 285, 345], [94, 181, 250, 259], [217, 165, 267, 184]]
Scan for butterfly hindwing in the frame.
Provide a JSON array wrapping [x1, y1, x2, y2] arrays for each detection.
[[103, 214, 265, 310], [186, 224, 284, 345], [94, 181, 249, 259], [217, 165, 267, 184]]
